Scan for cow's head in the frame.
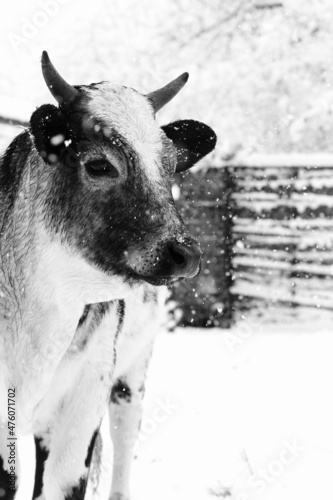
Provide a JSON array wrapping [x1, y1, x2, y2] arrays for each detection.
[[30, 51, 216, 286]]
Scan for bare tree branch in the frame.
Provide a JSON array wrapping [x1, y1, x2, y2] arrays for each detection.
[[177, 0, 253, 49], [255, 1, 283, 9]]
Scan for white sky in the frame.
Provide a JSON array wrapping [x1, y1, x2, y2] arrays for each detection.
[[0, 0, 177, 104], [0, 0, 105, 100]]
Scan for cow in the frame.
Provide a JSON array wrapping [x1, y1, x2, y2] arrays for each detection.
[[0, 51, 216, 500]]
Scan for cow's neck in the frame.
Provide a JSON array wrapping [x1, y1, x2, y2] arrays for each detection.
[[0, 160, 131, 423]]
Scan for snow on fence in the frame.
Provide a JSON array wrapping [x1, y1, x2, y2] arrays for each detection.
[[229, 158, 333, 324]]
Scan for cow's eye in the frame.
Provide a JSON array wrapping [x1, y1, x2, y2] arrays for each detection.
[[85, 159, 119, 178]]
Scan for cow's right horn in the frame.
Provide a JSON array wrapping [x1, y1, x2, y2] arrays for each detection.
[[146, 72, 189, 113], [41, 51, 79, 107]]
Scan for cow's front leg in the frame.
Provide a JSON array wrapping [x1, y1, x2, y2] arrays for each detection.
[[109, 342, 154, 500], [39, 370, 111, 500], [33, 432, 98, 500], [33, 431, 99, 500], [33, 433, 98, 500], [36, 302, 119, 500]]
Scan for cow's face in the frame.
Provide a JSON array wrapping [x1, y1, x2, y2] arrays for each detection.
[[30, 52, 216, 286]]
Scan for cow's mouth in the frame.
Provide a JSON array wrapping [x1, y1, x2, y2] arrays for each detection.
[[137, 275, 180, 287], [127, 262, 202, 287], [126, 271, 180, 287]]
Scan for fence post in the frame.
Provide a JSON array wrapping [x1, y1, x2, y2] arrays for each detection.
[[172, 166, 235, 328], [213, 166, 235, 327]]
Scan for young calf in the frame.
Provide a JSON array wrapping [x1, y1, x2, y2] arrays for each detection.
[[0, 52, 216, 500]]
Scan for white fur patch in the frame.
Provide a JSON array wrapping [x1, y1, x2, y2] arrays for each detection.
[[0, 230, 134, 435], [34, 238, 133, 306], [86, 84, 164, 184]]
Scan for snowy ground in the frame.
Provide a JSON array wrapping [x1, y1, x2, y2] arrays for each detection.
[[127, 323, 333, 500], [17, 321, 333, 499]]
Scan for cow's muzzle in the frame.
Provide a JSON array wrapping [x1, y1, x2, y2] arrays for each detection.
[[128, 238, 202, 286], [165, 240, 202, 279]]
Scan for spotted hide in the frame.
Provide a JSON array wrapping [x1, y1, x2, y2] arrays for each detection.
[[0, 51, 216, 500]]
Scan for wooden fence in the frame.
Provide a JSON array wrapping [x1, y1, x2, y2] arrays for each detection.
[[230, 156, 333, 324], [173, 154, 333, 326]]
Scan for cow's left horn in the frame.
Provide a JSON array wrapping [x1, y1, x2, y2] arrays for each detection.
[[146, 72, 189, 112], [41, 51, 79, 106]]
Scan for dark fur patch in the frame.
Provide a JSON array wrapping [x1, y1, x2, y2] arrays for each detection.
[[77, 305, 90, 329], [162, 119, 217, 172], [70, 301, 112, 352], [110, 378, 132, 404], [85, 430, 99, 468], [113, 299, 125, 365], [0, 455, 17, 499], [116, 300, 125, 336], [32, 437, 49, 499], [30, 104, 70, 164], [64, 477, 87, 500]]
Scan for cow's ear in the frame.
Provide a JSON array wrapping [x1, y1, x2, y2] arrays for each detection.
[[30, 104, 70, 164], [162, 119, 217, 173]]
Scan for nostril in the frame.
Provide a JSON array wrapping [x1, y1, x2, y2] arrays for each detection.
[[168, 244, 187, 267]]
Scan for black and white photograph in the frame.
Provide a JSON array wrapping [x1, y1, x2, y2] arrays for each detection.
[[0, 1, 332, 499]]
